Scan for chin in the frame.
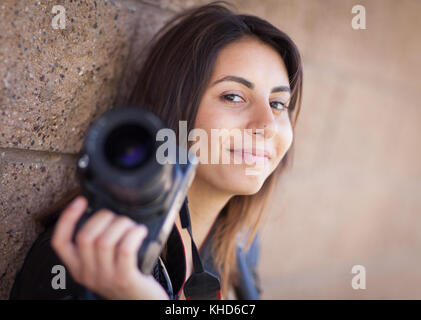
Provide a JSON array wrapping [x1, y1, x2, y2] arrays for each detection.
[[197, 163, 272, 196], [223, 172, 267, 195]]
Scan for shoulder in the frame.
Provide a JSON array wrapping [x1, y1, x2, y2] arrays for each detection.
[[239, 233, 260, 266], [234, 233, 262, 300], [236, 232, 260, 269]]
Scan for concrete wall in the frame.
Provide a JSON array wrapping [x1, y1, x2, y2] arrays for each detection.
[[1, 0, 420, 299]]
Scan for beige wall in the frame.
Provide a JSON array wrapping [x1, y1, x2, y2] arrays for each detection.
[[1, 0, 420, 299], [232, 0, 421, 298]]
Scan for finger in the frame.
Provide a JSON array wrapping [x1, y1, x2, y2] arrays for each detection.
[[116, 225, 148, 275], [51, 196, 88, 273], [95, 216, 136, 278], [75, 209, 116, 280]]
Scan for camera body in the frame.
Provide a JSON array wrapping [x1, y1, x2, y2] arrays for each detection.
[[74, 106, 197, 275]]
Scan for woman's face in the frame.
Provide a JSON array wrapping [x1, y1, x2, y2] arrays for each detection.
[[192, 36, 293, 195]]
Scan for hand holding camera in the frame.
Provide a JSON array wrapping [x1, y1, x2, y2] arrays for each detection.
[[50, 106, 197, 299], [51, 195, 169, 300]]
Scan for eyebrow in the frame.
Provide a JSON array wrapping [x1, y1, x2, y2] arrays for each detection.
[[211, 75, 291, 93]]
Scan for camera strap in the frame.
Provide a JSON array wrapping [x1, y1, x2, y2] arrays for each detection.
[[180, 198, 221, 300]]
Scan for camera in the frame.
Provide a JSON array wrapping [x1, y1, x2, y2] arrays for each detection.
[[74, 106, 197, 275]]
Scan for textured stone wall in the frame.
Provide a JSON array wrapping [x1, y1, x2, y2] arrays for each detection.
[[0, 0, 209, 300]]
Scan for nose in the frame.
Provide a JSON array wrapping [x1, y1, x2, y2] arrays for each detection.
[[246, 100, 277, 140]]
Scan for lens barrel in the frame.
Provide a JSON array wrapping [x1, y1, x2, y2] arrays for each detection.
[[79, 107, 173, 208]]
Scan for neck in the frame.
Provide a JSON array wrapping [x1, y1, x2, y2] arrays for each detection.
[[185, 175, 233, 247]]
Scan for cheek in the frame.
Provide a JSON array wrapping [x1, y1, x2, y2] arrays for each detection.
[[273, 126, 294, 164], [194, 105, 244, 156], [192, 101, 232, 163], [195, 92, 248, 130], [195, 103, 236, 131]]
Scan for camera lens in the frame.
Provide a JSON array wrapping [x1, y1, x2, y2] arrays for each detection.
[[83, 107, 174, 207], [104, 124, 153, 170]]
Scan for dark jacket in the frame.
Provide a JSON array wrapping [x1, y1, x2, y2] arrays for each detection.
[[9, 211, 261, 300]]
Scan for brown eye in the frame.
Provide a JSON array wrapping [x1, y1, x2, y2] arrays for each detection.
[[270, 101, 288, 112], [222, 94, 244, 103]]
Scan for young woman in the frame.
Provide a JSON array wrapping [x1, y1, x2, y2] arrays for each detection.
[[10, 1, 303, 300]]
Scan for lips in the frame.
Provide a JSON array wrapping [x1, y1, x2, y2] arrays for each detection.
[[228, 148, 272, 164]]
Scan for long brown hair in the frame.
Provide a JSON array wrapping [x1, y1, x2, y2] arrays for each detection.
[[128, 1, 303, 297]]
